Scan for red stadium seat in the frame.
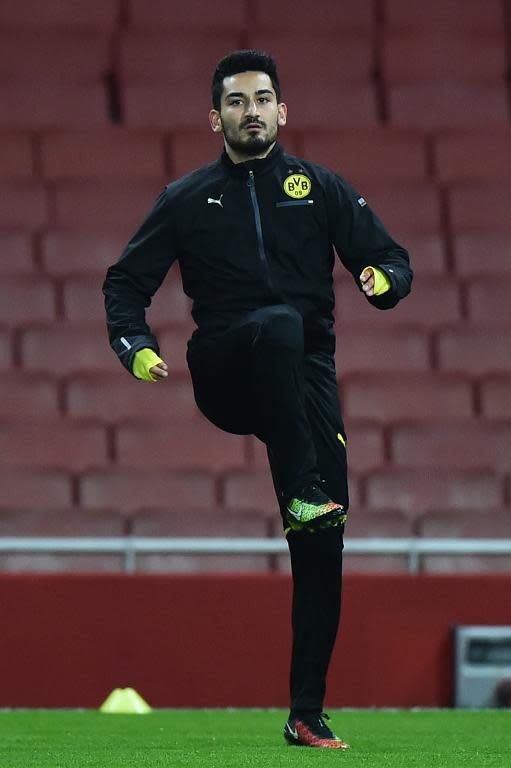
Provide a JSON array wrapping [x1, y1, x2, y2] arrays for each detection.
[[250, 435, 277, 468], [252, 0, 375, 31], [391, 232, 447, 276], [480, 376, 511, 420], [61, 275, 115, 324], [0, 552, 123, 573], [0, 22, 110, 131], [347, 509, 415, 537], [119, 32, 242, 85], [41, 230, 131, 277], [0, 32, 110, 83], [223, 469, 279, 512], [390, 422, 511, 472], [466, 280, 511, 326], [342, 423, 385, 472], [434, 128, 511, 183], [0, 330, 11, 370], [341, 373, 474, 423], [116, 420, 247, 471], [0, 507, 124, 536], [383, 30, 507, 127], [335, 274, 461, 330], [131, 507, 271, 573], [80, 468, 216, 512], [123, 83, 217, 130], [388, 83, 508, 128], [449, 184, 511, 231], [0, 373, 59, 420], [54, 181, 163, 230], [0, 232, 34, 275], [383, 33, 506, 83], [0, 133, 34, 178], [0, 84, 108, 130], [248, 33, 374, 83], [0, 0, 120, 30], [66, 372, 197, 423], [20, 323, 119, 374], [128, 0, 247, 32], [418, 509, 511, 573], [0, 469, 72, 509], [0, 421, 108, 472], [132, 506, 271, 533], [300, 128, 428, 184], [343, 509, 415, 574], [40, 129, 166, 181], [0, 183, 47, 228], [365, 468, 503, 518], [352, 181, 441, 233], [436, 327, 511, 375], [453, 232, 511, 277], [0, 507, 125, 572], [334, 328, 430, 375], [346, 476, 362, 510], [0, 276, 56, 327], [385, 0, 504, 32]]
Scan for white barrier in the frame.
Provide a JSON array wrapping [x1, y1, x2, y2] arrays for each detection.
[[1, 537, 511, 574]]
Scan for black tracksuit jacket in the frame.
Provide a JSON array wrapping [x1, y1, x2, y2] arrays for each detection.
[[103, 142, 413, 371]]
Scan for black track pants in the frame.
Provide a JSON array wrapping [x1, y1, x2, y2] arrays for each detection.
[[187, 304, 349, 713]]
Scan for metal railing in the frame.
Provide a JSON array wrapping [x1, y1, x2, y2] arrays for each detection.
[[1, 537, 511, 574]]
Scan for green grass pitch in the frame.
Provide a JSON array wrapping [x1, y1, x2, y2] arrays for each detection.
[[1, 709, 510, 767]]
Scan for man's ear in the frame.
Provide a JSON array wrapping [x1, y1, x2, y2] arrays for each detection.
[[209, 110, 223, 133], [277, 102, 287, 127]]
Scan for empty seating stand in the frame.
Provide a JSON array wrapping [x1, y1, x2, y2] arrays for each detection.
[[0, 0, 510, 574], [119, 32, 243, 129], [382, 6, 508, 128], [0, 32, 110, 128], [0, 0, 120, 30], [131, 507, 272, 573], [384, 0, 504, 33], [127, 0, 247, 33], [247, 32, 377, 129], [418, 509, 511, 573], [40, 129, 167, 181], [343, 510, 415, 573], [0, 507, 125, 572]]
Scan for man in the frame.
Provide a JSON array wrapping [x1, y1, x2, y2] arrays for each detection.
[[103, 50, 413, 749]]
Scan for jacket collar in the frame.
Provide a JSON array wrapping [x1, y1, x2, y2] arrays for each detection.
[[220, 142, 283, 177]]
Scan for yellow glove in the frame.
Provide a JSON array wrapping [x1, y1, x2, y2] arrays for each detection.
[[132, 348, 165, 382], [360, 266, 392, 296]]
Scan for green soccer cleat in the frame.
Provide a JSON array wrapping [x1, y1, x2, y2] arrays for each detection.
[[283, 712, 350, 749], [285, 483, 347, 532]]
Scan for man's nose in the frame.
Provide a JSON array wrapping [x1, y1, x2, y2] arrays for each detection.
[[245, 99, 259, 116]]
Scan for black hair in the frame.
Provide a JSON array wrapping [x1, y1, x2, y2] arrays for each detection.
[[211, 50, 281, 111]]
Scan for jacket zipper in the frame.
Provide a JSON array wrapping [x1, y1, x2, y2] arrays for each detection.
[[247, 170, 275, 294]]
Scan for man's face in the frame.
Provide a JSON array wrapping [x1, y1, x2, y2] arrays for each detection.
[[210, 71, 287, 158]]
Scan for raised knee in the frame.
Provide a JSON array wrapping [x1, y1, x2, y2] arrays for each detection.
[[256, 305, 304, 350]]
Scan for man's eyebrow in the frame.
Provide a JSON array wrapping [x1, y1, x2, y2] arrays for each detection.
[[225, 89, 274, 99]]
